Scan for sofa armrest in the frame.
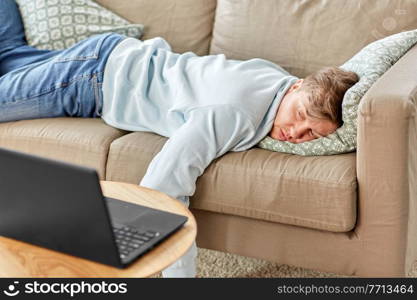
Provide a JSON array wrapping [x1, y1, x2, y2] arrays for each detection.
[[356, 43, 417, 276]]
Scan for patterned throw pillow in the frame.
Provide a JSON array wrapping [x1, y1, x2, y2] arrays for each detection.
[[258, 29, 417, 156], [16, 0, 144, 50]]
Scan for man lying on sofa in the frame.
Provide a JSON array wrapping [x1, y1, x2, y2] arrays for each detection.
[[0, 0, 358, 277]]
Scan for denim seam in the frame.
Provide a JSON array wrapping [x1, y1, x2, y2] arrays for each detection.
[[10, 72, 103, 103], [0, 95, 40, 107], [54, 55, 98, 62]]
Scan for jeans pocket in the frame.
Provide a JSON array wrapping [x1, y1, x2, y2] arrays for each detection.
[[53, 33, 111, 63], [0, 73, 101, 123], [37, 73, 102, 118]]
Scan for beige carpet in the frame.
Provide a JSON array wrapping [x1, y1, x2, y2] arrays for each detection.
[[153, 247, 417, 278]]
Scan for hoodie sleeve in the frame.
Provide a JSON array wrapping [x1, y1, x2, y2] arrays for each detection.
[[143, 37, 172, 51], [139, 105, 255, 203]]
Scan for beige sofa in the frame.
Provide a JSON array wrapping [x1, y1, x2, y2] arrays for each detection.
[[1, 0, 416, 277]]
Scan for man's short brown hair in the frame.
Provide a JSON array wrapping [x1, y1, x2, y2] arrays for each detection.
[[298, 67, 359, 127]]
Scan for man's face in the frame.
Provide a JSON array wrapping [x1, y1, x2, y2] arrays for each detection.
[[269, 79, 338, 144]]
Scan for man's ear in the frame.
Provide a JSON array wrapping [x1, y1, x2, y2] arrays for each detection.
[[288, 79, 304, 93]]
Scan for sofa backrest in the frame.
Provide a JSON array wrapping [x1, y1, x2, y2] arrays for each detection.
[[210, 0, 417, 78], [95, 0, 217, 55]]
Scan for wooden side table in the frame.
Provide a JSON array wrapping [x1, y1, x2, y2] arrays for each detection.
[[0, 181, 197, 277]]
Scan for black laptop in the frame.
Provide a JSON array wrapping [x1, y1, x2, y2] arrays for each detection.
[[0, 147, 187, 268]]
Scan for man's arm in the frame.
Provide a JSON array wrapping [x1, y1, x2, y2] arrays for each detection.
[[139, 105, 255, 203]]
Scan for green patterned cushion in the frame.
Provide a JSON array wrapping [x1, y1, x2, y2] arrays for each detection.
[[16, 0, 144, 50], [258, 29, 417, 156]]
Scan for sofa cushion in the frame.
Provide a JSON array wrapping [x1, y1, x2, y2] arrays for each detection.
[[210, 0, 417, 78], [0, 118, 126, 179], [95, 0, 217, 55], [106, 131, 358, 232]]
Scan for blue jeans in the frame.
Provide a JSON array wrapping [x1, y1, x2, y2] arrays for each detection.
[[0, 0, 125, 122]]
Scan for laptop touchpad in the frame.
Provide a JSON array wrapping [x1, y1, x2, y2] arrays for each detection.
[[105, 198, 147, 223]]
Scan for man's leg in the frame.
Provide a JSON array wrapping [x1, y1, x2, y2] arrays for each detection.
[[0, 0, 60, 75], [0, 0, 125, 121], [0, 0, 27, 51], [162, 241, 198, 277], [0, 33, 124, 122], [162, 196, 198, 278]]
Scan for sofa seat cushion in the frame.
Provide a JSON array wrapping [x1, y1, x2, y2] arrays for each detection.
[[106, 132, 358, 233], [0, 118, 127, 179]]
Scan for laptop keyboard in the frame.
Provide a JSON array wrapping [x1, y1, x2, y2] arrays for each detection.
[[112, 224, 160, 260]]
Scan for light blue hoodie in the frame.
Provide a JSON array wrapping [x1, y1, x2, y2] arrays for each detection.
[[102, 37, 298, 204]]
